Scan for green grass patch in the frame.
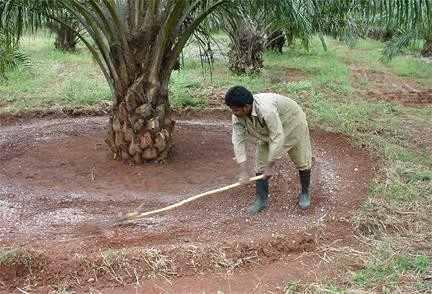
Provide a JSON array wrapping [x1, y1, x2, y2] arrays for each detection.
[[332, 37, 432, 86], [170, 66, 210, 108], [265, 42, 351, 93], [0, 33, 110, 113], [353, 253, 430, 289], [387, 56, 432, 82]]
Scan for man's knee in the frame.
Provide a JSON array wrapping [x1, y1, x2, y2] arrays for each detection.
[[289, 147, 312, 170]]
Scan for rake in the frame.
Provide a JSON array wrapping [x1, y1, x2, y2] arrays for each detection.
[[78, 174, 264, 233]]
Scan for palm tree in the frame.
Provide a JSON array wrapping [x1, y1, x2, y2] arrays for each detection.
[[266, 30, 285, 53], [224, 11, 265, 74], [312, 0, 361, 48], [46, 12, 80, 52], [221, 0, 360, 74], [219, 0, 316, 74], [1, 0, 227, 163]]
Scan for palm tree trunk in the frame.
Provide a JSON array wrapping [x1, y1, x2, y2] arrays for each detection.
[[266, 30, 285, 53], [54, 25, 78, 51], [228, 24, 264, 74], [104, 76, 175, 163], [421, 37, 432, 57], [47, 22, 78, 52]]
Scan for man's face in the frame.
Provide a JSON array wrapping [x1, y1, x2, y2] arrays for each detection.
[[230, 105, 252, 118]]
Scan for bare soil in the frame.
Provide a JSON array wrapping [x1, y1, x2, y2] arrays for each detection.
[[350, 66, 432, 105], [0, 116, 373, 293]]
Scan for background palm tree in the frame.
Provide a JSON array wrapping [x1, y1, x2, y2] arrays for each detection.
[[46, 11, 80, 51], [219, 0, 363, 75], [223, 8, 266, 74], [220, 0, 317, 74]]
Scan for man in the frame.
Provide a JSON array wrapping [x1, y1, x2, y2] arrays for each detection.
[[225, 85, 312, 214]]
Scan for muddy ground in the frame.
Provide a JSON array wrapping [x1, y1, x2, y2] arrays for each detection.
[[0, 116, 373, 293]]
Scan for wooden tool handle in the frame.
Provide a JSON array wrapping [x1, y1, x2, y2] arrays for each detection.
[[124, 174, 265, 222]]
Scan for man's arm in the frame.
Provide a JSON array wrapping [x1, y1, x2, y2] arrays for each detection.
[[262, 110, 285, 163], [232, 117, 250, 183], [232, 117, 247, 164]]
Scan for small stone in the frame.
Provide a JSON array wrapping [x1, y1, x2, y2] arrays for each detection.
[[354, 168, 359, 171], [88, 278, 95, 283]]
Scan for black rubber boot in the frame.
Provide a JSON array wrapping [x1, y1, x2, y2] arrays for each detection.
[[248, 174, 269, 214], [298, 169, 311, 209]]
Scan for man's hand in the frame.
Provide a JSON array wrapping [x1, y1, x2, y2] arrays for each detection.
[[263, 161, 276, 180], [238, 162, 250, 185]]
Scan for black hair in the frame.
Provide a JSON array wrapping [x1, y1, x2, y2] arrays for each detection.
[[224, 85, 254, 107]]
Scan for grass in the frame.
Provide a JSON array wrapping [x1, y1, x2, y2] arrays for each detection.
[[331, 37, 432, 87], [353, 253, 430, 288], [284, 251, 430, 293], [0, 34, 111, 113], [1, 33, 432, 292], [1, 33, 431, 113]]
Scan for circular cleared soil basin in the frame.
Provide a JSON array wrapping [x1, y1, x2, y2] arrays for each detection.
[[0, 116, 373, 292]]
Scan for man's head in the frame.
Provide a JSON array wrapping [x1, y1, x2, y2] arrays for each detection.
[[224, 86, 253, 118]]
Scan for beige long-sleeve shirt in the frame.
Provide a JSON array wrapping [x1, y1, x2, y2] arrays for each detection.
[[232, 93, 308, 166]]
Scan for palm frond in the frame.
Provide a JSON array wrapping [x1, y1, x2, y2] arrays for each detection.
[[360, 0, 432, 59], [0, 0, 57, 44], [0, 32, 29, 78], [381, 29, 419, 62]]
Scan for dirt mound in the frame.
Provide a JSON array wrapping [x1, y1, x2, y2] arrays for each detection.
[[0, 116, 373, 292], [350, 67, 432, 105], [0, 102, 112, 127], [366, 89, 432, 105]]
